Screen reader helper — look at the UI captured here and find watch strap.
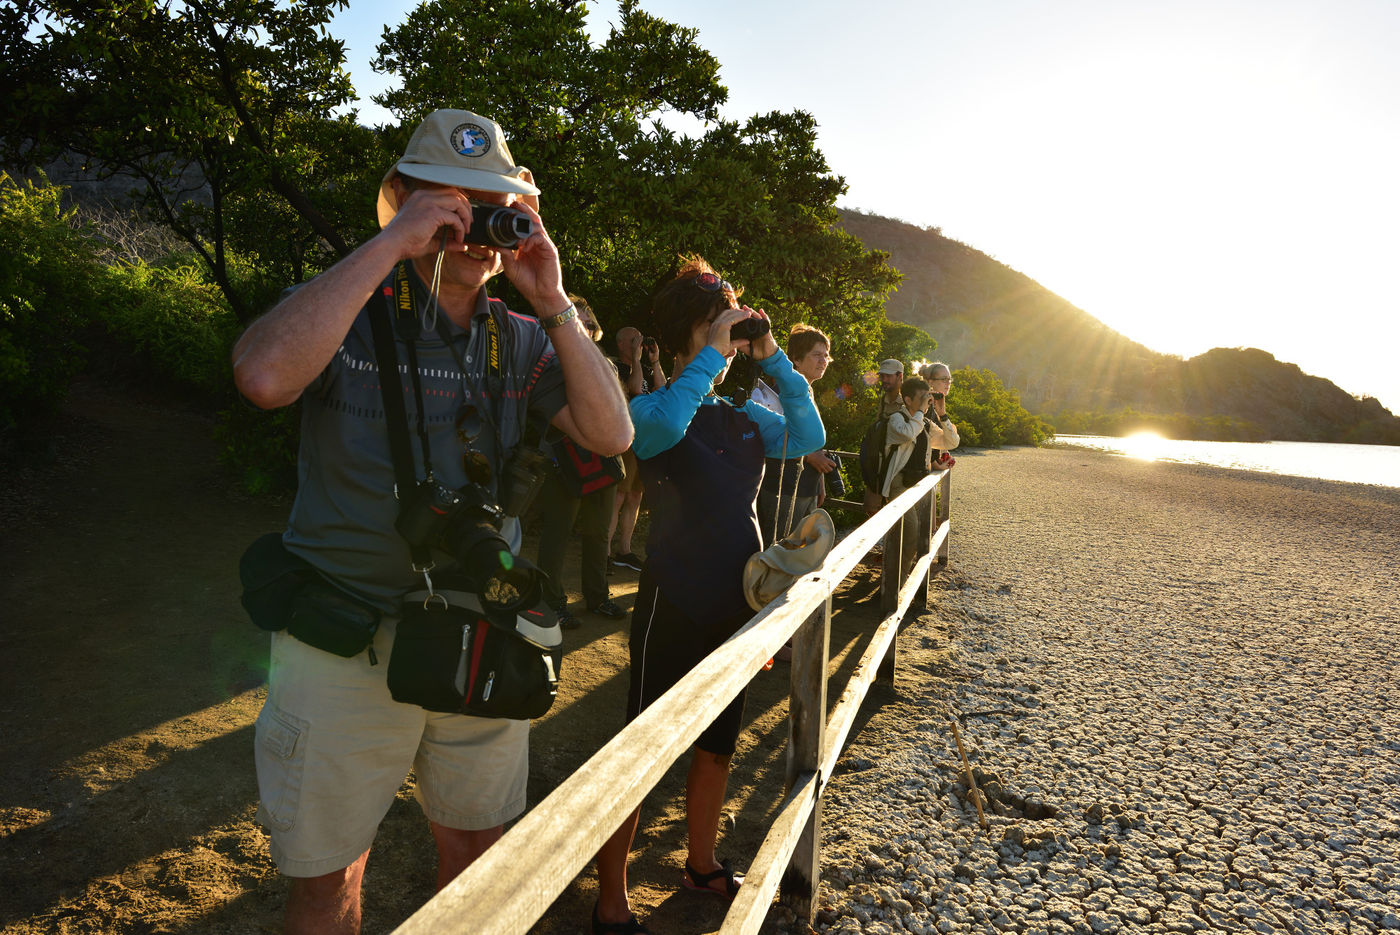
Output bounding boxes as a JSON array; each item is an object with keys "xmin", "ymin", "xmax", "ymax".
[{"xmin": 540, "ymin": 303, "xmax": 578, "ymax": 330}]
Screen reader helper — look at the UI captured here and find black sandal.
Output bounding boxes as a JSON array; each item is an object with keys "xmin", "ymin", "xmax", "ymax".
[
  {"xmin": 682, "ymin": 858, "xmax": 743, "ymax": 900},
  {"xmin": 591, "ymin": 901, "xmax": 651, "ymax": 935}
]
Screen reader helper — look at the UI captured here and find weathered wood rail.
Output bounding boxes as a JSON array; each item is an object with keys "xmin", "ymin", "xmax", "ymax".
[{"xmin": 394, "ymin": 466, "xmax": 952, "ymax": 934}]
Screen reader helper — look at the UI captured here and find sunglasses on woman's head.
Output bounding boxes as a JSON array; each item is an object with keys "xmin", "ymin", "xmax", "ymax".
[{"xmin": 693, "ymin": 272, "xmax": 733, "ymax": 294}]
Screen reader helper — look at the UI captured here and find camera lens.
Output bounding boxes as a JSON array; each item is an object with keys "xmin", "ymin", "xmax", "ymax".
[{"xmin": 466, "ymin": 204, "xmax": 535, "ymax": 249}]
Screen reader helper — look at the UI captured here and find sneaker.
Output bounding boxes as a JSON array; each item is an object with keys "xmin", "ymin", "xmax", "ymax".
[
  {"xmin": 552, "ymin": 605, "xmax": 581, "ymax": 630},
  {"xmin": 588, "ymin": 599, "xmax": 626, "ymax": 619},
  {"xmin": 611, "ymin": 551, "xmax": 643, "ymax": 572}
]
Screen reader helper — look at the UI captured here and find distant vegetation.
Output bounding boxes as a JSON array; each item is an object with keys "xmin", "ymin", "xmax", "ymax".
[{"xmin": 838, "ymin": 210, "xmax": 1400, "ymax": 445}]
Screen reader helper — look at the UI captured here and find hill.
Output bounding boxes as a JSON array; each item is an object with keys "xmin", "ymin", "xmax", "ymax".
[{"xmin": 838, "ymin": 209, "xmax": 1400, "ymax": 444}]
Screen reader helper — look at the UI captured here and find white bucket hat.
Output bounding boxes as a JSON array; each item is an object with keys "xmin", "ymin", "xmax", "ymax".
[
  {"xmin": 743, "ymin": 509, "xmax": 836, "ymax": 612},
  {"xmin": 376, "ymin": 109, "xmax": 541, "ymax": 228}
]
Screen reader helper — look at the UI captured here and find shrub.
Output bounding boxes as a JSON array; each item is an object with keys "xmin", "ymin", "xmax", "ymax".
[
  {"xmin": 0, "ymin": 173, "xmax": 105, "ymax": 450},
  {"xmin": 947, "ymin": 367, "xmax": 1049, "ymax": 447},
  {"xmin": 1, "ymin": 173, "xmax": 274, "ymax": 483},
  {"xmin": 95, "ymin": 259, "xmax": 242, "ymax": 401}
]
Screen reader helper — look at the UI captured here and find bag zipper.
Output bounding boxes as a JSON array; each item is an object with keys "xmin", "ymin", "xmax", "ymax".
[{"xmin": 454, "ymin": 622, "xmax": 471, "ymax": 696}]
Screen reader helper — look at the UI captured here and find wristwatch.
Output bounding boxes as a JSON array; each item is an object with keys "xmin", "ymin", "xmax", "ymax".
[{"xmin": 539, "ymin": 303, "xmax": 578, "ymax": 330}]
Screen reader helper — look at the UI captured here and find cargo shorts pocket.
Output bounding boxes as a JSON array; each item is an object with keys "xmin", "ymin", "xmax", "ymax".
[{"xmin": 254, "ymin": 706, "xmax": 309, "ymax": 834}]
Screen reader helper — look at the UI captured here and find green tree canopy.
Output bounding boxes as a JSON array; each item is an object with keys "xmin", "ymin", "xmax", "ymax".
[
  {"xmin": 370, "ymin": 0, "xmax": 899, "ymax": 367},
  {"xmin": 6, "ymin": 0, "xmax": 383, "ymax": 321},
  {"xmin": 8, "ymin": 0, "xmax": 902, "ymax": 365}
]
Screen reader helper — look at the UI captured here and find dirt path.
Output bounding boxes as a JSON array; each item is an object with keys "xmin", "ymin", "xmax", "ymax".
[{"xmin": 0, "ymin": 382, "xmax": 920, "ymax": 935}]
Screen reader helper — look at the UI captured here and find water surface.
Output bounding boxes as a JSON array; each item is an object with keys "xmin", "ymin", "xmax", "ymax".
[{"xmin": 1051, "ymin": 434, "xmax": 1399, "ymax": 489}]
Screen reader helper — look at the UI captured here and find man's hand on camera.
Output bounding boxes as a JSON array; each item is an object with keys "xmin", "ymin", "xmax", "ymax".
[
  {"xmin": 383, "ymin": 186, "xmax": 476, "ymax": 262},
  {"xmin": 804, "ymin": 451, "xmax": 838, "ymax": 474},
  {"xmin": 496, "ymin": 201, "xmax": 568, "ymax": 316}
]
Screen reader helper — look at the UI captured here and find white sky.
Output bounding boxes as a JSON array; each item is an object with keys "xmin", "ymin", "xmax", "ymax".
[{"xmin": 338, "ymin": 1, "xmax": 1400, "ymax": 412}]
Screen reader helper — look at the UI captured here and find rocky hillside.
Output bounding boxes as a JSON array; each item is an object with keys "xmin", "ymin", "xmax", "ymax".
[{"xmin": 839, "ymin": 209, "xmax": 1400, "ymax": 443}]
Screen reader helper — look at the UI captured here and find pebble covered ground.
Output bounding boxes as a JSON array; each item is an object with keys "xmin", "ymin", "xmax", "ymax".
[{"xmin": 812, "ymin": 447, "xmax": 1400, "ymax": 935}]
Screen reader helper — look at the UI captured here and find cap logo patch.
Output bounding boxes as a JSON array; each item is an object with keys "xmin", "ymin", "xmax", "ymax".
[{"xmin": 450, "ymin": 123, "xmax": 492, "ymax": 158}]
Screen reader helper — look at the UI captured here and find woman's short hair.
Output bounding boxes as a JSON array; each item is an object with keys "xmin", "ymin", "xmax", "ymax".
[
  {"xmin": 901, "ymin": 377, "xmax": 930, "ymax": 399},
  {"xmin": 786, "ymin": 323, "xmax": 830, "ymax": 361},
  {"xmin": 650, "ymin": 255, "xmax": 743, "ymax": 359}
]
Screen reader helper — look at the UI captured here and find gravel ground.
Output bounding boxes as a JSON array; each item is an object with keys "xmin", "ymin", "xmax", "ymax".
[{"xmin": 814, "ymin": 447, "xmax": 1400, "ymax": 935}]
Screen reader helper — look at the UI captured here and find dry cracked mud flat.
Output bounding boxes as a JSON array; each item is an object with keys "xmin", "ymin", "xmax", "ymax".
[{"xmin": 814, "ymin": 448, "xmax": 1399, "ymax": 935}]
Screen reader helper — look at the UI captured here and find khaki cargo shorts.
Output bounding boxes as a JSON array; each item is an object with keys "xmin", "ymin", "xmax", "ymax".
[{"xmin": 254, "ymin": 620, "xmax": 528, "ymax": 877}]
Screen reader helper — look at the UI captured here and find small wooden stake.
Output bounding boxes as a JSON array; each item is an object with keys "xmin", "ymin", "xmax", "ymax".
[{"xmin": 951, "ymin": 718, "xmax": 988, "ymax": 830}]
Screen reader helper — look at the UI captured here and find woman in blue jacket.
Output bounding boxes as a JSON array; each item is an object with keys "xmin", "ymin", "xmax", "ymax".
[{"xmin": 591, "ymin": 257, "xmax": 825, "ymax": 934}]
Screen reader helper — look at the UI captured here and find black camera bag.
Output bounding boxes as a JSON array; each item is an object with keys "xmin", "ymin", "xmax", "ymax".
[
  {"xmin": 388, "ymin": 590, "xmax": 562, "ymax": 720},
  {"xmin": 239, "ymin": 532, "xmax": 314, "ymax": 632},
  {"xmin": 238, "ymin": 532, "xmax": 381, "ymax": 658}
]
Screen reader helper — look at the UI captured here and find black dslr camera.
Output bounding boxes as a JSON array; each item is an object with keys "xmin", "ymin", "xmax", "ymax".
[
  {"xmin": 465, "ymin": 203, "xmax": 536, "ymax": 250},
  {"xmin": 395, "ymin": 478, "xmax": 544, "ymax": 617},
  {"xmin": 730, "ymin": 316, "xmax": 770, "ymax": 341}
]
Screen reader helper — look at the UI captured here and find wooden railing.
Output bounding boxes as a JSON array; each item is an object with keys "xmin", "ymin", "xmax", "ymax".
[{"xmin": 394, "ymin": 466, "xmax": 952, "ymax": 934}]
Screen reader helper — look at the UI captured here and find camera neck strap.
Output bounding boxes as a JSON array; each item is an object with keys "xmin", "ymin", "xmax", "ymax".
[
  {"xmin": 393, "ymin": 265, "xmax": 439, "ymax": 480},
  {"xmin": 369, "ymin": 274, "xmax": 437, "ymax": 578}
]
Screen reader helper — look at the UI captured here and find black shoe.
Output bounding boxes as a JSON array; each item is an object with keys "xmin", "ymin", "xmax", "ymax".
[
  {"xmin": 610, "ymin": 551, "xmax": 643, "ymax": 572},
  {"xmin": 589, "ymin": 599, "xmax": 626, "ymax": 619},
  {"xmin": 552, "ymin": 605, "xmax": 581, "ymax": 630}
]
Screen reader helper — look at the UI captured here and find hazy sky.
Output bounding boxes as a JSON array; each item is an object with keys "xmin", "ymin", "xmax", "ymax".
[{"xmin": 339, "ymin": 1, "xmax": 1400, "ymax": 412}]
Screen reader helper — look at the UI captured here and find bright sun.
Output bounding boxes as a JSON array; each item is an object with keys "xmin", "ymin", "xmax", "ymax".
[{"xmin": 1120, "ymin": 430, "xmax": 1169, "ymax": 462}]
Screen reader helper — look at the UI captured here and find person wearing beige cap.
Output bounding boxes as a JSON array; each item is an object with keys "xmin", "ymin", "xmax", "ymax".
[
  {"xmin": 876, "ymin": 358, "xmax": 905, "ymax": 418},
  {"xmin": 232, "ymin": 108, "xmax": 630, "ymax": 934}
]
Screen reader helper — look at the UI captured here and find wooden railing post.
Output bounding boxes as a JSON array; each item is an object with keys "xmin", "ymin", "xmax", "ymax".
[
  {"xmin": 780, "ymin": 598, "xmax": 830, "ymax": 920},
  {"xmin": 936, "ymin": 471, "xmax": 952, "ymax": 567},
  {"xmin": 922, "ymin": 475, "xmax": 938, "ymax": 607},
  {"xmin": 877, "ymin": 513, "xmax": 902, "ymax": 685}
]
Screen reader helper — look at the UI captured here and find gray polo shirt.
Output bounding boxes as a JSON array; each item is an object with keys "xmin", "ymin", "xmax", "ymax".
[{"xmin": 282, "ymin": 271, "xmax": 567, "ymax": 612}]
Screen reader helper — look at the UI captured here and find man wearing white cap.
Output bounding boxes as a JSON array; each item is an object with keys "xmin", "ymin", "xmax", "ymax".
[
  {"xmin": 233, "ymin": 109, "xmax": 630, "ymax": 933},
  {"xmin": 875, "ymin": 358, "xmax": 905, "ymax": 418}
]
